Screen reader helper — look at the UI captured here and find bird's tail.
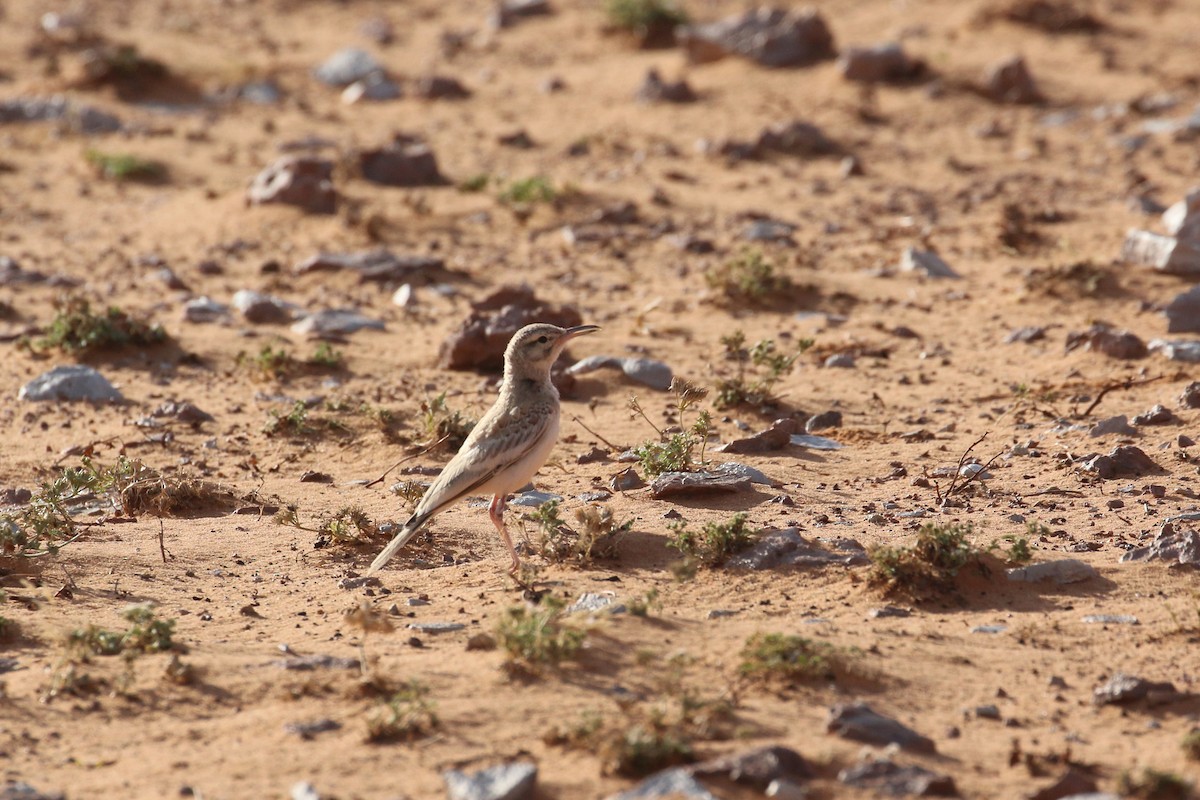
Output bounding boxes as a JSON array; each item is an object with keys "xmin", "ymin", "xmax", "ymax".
[{"xmin": 365, "ymin": 511, "xmax": 430, "ymax": 577}]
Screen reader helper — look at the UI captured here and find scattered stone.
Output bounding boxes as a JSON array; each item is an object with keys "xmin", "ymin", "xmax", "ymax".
[
  {"xmin": 900, "ymin": 247, "xmax": 961, "ymax": 278},
  {"xmin": 790, "ymin": 434, "xmax": 843, "ymax": 450},
  {"xmin": 295, "ymin": 250, "xmax": 446, "ymax": 283},
  {"xmin": 1120, "ymin": 523, "xmax": 1200, "ymax": 566},
  {"xmin": 1121, "ymin": 230, "xmax": 1200, "ymax": 276},
  {"xmin": 444, "ymin": 761, "xmax": 537, "ymax": 800},
  {"xmin": 691, "ymin": 746, "xmax": 812, "ymax": 790},
  {"xmin": 151, "ymin": 401, "xmax": 214, "ymax": 424},
  {"xmin": 1082, "ymin": 614, "xmax": 1138, "ymax": 625},
  {"xmin": 489, "ymin": 0, "xmax": 553, "ymax": 30},
  {"xmin": 1005, "ymin": 326, "xmax": 1048, "ymax": 344},
  {"xmin": 509, "ymin": 490, "xmax": 563, "ymax": 507},
  {"xmin": 566, "ymin": 355, "xmax": 673, "ymax": 390},
  {"xmin": 407, "ymin": 621, "xmax": 466, "ymax": 634},
  {"xmin": 714, "ymin": 462, "xmax": 781, "ymax": 487},
  {"xmin": 607, "ymin": 768, "xmax": 719, "ymax": 800},
  {"xmin": 314, "ymin": 48, "xmax": 385, "ymax": 87},
  {"xmin": 679, "ymin": 7, "xmax": 836, "ymax": 68},
  {"xmin": 1088, "ymin": 415, "xmax": 1137, "ymax": 437},
  {"xmin": 1092, "ymin": 673, "xmax": 1181, "ymax": 706},
  {"xmin": 826, "ymin": 703, "xmax": 936, "ymax": 753},
  {"xmin": 497, "ymin": 129, "xmax": 535, "ymax": 149},
  {"xmin": 974, "ymin": 704, "xmax": 1001, "ymax": 720},
  {"xmin": 649, "ymin": 470, "xmax": 753, "ymax": 499},
  {"xmin": 742, "ymin": 219, "xmax": 796, "ymax": 243},
  {"xmin": 1027, "ymin": 768, "xmax": 1099, "ymax": 800},
  {"xmin": 1080, "ymin": 445, "xmax": 1160, "ymax": 479},
  {"xmin": 1164, "ymin": 286, "xmax": 1200, "ymax": 333},
  {"xmin": 337, "ymin": 576, "xmax": 381, "ymax": 590},
  {"xmin": 839, "ymin": 42, "xmax": 923, "ymax": 83},
  {"xmin": 232, "ymin": 290, "xmax": 301, "ymax": 324},
  {"xmin": 0, "ymin": 96, "xmax": 122, "ymax": 134},
  {"xmin": 716, "ymin": 418, "xmax": 796, "ymax": 453},
  {"xmin": 1182, "ymin": 382, "xmax": 1200, "ymax": 408},
  {"xmin": 755, "ymin": 119, "xmax": 838, "ymax": 157},
  {"xmin": 292, "ymin": 309, "xmax": 385, "ymax": 337},
  {"xmin": 183, "ymin": 296, "xmax": 229, "ymax": 323},
  {"xmin": 983, "ymin": 55, "xmax": 1042, "ymax": 104},
  {"xmin": 869, "ymin": 606, "xmax": 911, "ymax": 619},
  {"xmin": 291, "ymin": 782, "xmax": 320, "ymax": 800},
  {"xmin": 415, "ymin": 75, "xmax": 471, "ymax": 100},
  {"xmin": 0, "ymin": 488, "xmax": 32, "ymax": 505},
  {"xmin": 467, "ymin": 633, "xmax": 496, "ymax": 651},
  {"xmin": 438, "ymin": 286, "xmax": 582, "ymax": 371},
  {"xmin": 635, "ymin": 69, "xmax": 697, "ymax": 103},
  {"xmin": 1148, "ymin": 339, "xmax": 1200, "ymax": 362},
  {"xmin": 0, "ymin": 783, "xmax": 66, "ymax": 800},
  {"xmin": 0, "ymin": 257, "xmax": 49, "ymax": 286},
  {"xmin": 805, "ymin": 410, "xmax": 842, "ymax": 433},
  {"xmin": 1006, "ymin": 559, "xmax": 1098, "ymax": 585},
  {"xmin": 567, "ymin": 593, "xmax": 623, "ymax": 615},
  {"xmin": 972, "ymin": 625, "xmax": 1007, "ymax": 634},
  {"xmin": 359, "ymin": 137, "xmax": 444, "ymax": 186},
  {"xmin": 838, "ymin": 759, "xmax": 956, "ymax": 796},
  {"xmin": 1131, "ymin": 404, "xmax": 1174, "ymax": 425},
  {"xmin": 246, "ymin": 155, "xmax": 336, "ymax": 214},
  {"xmin": 341, "ymin": 72, "xmax": 402, "ymax": 103},
  {"xmin": 609, "ymin": 467, "xmax": 645, "ymax": 492},
  {"xmin": 1065, "ymin": 324, "xmax": 1147, "ymax": 359},
  {"xmin": 20, "ymin": 365, "xmax": 123, "ymax": 403},
  {"xmin": 725, "ymin": 528, "xmax": 869, "ymax": 570},
  {"xmin": 284, "ymin": 718, "xmax": 341, "ymax": 739},
  {"xmin": 272, "ymin": 654, "xmax": 360, "ymax": 670}
]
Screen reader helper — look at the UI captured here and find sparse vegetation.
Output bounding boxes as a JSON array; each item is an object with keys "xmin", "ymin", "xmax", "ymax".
[
  {"xmin": 630, "ymin": 379, "xmax": 712, "ymax": 476},
  {"xmin": 457, "ymin": 173, "xmax": 491, "ymax": 192},
  {"xmin": 628, "ymin": 588, "xmax": 661, "ymax": 617},
  {"xmin": 667, "ymin": 512, "xmax": 755, "ymax": 567},
  {"xmin": 705, "ymin": 249, "xmax": 792, "ymax": 306},
  {"xmin": 420, "ymin": 392, "xmax": 475, "ymax": 450},
  {"xmin": 604, "ymin": 0, "xmax": 688, "ymax": 46},
  {"xmin": 36, "ymin": 297, "xmax": 165, "ymax": 354},
  {"xmin": 499, "ymin": 176, "xmax": 557, "ymax": 205},
  {"xmin": 739, "ymin": 632, "xmax": 838, "ymax": 684},
  {"xmin": 527, "ymin": 501, "xmax": 633, "ymax": 564},
  {"xmin": 496, "ymin": 596, "xmax": 586, "ymax": 674},
  {"xmin": 276, "ymin": 505, "xmax": 383, "ymax": 547},
  {"xmin": 239, "ymin": 344, "xmax": 297, "ymax": 382},
  {"xmin": 1183, "ymin": 731, "xmax": 1200, "ymax": 762},
  {"xmin": 85, "ymin": 148, "xmax": 167, "ymax": 182},
  {"xmin": 46, "ymin": 604, "xmax": 177, "ymax": 700},
  {"xmin": 308, "ymin": 342, "xmax": 343, "ymax": 369},
  {"xmin": 713, "ymin": 330, "xmax": 809, "ymax": 410},
  {"xmin": 1000, "ymin": 533, "xmax": 1033, "ymax": 563},
  {"xmin": 1117, "ymin": 768, "xmax": 1194, "ymax": 800},
  {"xmin": 366, "ymin": 680, "xmax": 439, "ymax": 743},
  {"xmin": 263, "ymin": 400, "xmax": 310, "ymax": 436},
  {"xmin": 870, "ymin": 522, "xmax": 987, "ymax": 597}
]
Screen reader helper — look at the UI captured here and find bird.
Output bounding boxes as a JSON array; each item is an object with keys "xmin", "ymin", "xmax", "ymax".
[{"xmin": 367, "ymin": 322, "xmax": 600, "ymax": 579}]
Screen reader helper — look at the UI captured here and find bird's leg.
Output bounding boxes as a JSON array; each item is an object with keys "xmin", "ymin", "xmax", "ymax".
[{"xmin": 488, "ymin": 494, "xmax": 521, "ymax": 577}]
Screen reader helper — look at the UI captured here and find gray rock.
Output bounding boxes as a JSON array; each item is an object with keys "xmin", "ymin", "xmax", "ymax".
[
  {"xmin": 272, "ymin": 654, "xmax": 360, "ymax": 670},
  {"xmin": 900, "ymin": 247, "xmax": 960, "ymax": 278},
  {"xmin": 755, "ymin": 119, "xmax": 838, "ymax": 156},
  {"xmin": 1067, "ymin": 325, "xmax": 1147, "ymax": 359},
  {"xmin": 984, "ymin": 55, "xmax": 1042, "ymax": 104},
  {"xmin": 609, "ymin": 467, "xmax": 645, "ymax": 492},
  {"xmin": 1148, "ymin": 339, "xmax": 1200, "ymax": 362},
  {"xmin": 635, "ymin": 69, "xmax": 697, "ymax": 104},
  {"xmin": 295, "ymin": 250, "xmax": 446, "ymax": 282},
  {"xmin": 838, "ymin": 759, "xmax": 956, "ymax": 796},
  {"xmin": 1088, "ymin": 415, "xmax": 1137, "ymax": 437},
  {"xmin": 152, "ymin": 401, "xmax": 214, "ymax": 424},
  {"xmin": 715, "ymin": 418, "xmax": 796, "ymax": 453},
  {"xmin": 1182, "ymin": 381, "xmax": 1200, "ymax": 408},
  {"xmin": 232, "ymin": 290, "xmax": 301, "ymax": 324},
  {"xmin": 284, "ymin": 718, "xmax": 341, "ymax": 738},
  {"xmin": 341, "ymin": 72, "xmax": 402, "ymax": 103},
  {"xmin": 0, "ymin": 95, "xmax": 122, "ymax": 133},
  {"xmin": 678, "ymin": 7, "xmax": 836, "ymax": 68},
  {"xmin": 839, "ymin": 42, "xmax": 921, "ymax": 83},
  {"xmin": 1120, "ymin": 523, "xmax": 1200, "ymax": 566},
  {"xmin": 291, "ymin": 783, "xmax": 320, "ymax": 800},
  {"xmin": 869, "ymin": 606, "xmax": 911, "ymax": 619},
  {"xmin": 805, "ymin": 410, "xmax": 842, "ymax": 433},
  {"xmin": 725, "ymin": 528, "xmax": 869, "ymax": 570},
  {"xmin": 488, "ymin": 0, "xmax": 554, "ymax": 30},
  {"xmin": 407, "ymin": 621, "xmax": 466, "ymax": 633},
  {"xmin": 974, "ymin": 704, "xmax": 1001, "ymax": 719},
  {"xmin": 237, "ymin": 80, "xmax": 283, "ymax": 105},
  {"xmin": 246, "ymin": 155, "xmax": 336, "ymax": 214},
  {"xmin": 1027, "ymin": 768, "xmax": 1099, "ymax": 800},
  {"xmin": 1006, "ymin": 559, "xmax": 1098, "ymax": 585},
  {"xmin": 1092, "ymin": 673, "xmax": 1180, "ymax": 705},
  {"xmin": 790, "ymin": 433, "xmax": 844, "ymax": 450},
  {"xmin": 742, "ymin": 219, "xmax": 796, "ymax": 242},
  {"xmin": 359, "ymin": 139, "xmax": 444, "ymax": 187},
  {"xmin": 566, "ymin": 355, "xmax": 673, "ymax": 390},
  {"xmin": 1164, "ymin": 286, "xmax": 1200, "ymax": 333},
  {"xmin": 20, "ymin": 365, "xmax": 123, "ymax": 403},
  {"xmin": 1005, "ymin": 326, "xmax": 1048, "ymax": 344},
  {"xmin": 1162, "ymin": 187, "xmax": 1200, "ymax": 241},
  {"xmin": 183, "ymin": 296, "xmax": 230, "ymax": 323},
  {"xmin": 1081, "ymin": 614, "xmax": 1138, "ymax": 625},
  {"xmin": 567, "ymin": 593, "xmax": 623, "ymax": 615},
  {"xmin": 607, "ymin": 768, "xmax": 718, "ymax": 800},
  {"xmin": 291, "ymin": 309, "xmax": 385, "ymax": 337},
  {"xmin": 444, "ymin": 762, "xmax": 537, "ymax": 800},
  {"xmin": 415, "ymin": 74, "xmax": 471, "ymax": 100},
  {"xmin": 824, "ymin": 353, "xmax": 856, "ymax": 368},
  {"xmin": 649, "ymin": 470, "xmax": 752, "ymax": 498},
  {"xmin": 0, "ymin": 783, "xmax": 66, "ymax": 800},
  {"xmin": 826, "ymin": 703, "xmax": 936, "ymax": 753},
  {"xmin": 691, "ymin": 745, "xmax": 812, "ymax": 789},
  {"xmin": 314, "ymin": 48, "xmax": 385, "ymax": 87},
  {"xmin": 1131, "ymin": 404, "xmax": 1175, "ymax": 425},
  {"xmin": 971, "ymin": 625, "xmax": 1007, "ymax": 634},
  {"xmin": 1122, "ymin": 230, "xmax": 1200, "ymax": 275},
  {"xmin": 714, "ymin": 461, "xmax": 781, "ymax": 487},
  {"xmin": 509, "ymin": 490, "xmax": 563, "ymax": 507},
  {"xmin": 1080, "ymin": 445, "xmax": 1160, "ymax": 479}
]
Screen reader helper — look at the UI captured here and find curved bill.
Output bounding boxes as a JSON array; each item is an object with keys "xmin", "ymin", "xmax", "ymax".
[{"xmin": 562, "ymin": 324, "xmax": 600, "ymax": 340}]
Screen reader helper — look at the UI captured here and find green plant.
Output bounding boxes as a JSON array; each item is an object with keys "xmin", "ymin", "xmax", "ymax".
[
  {"xmin": 239, "ymin": 344, "xmax": 297, "ymax": 381},
  {"xmin": 496, "ymin": 596, "xmax": 586, "ymax": 674},
  {"xmin": 527, "ymin": 502, "xmax": 634, "ymax": 564},
  {"xmin": 713, "ymin": 331, "xmax": 809, "ymax": 410},
  {"xmin": 66, "ymin": 604, "xmax": 175, "ymax": 658},
  {"xmin": 1183, "ymin": 731, "xmax": 1200, "ymax": 761},
  {"xmin": 276, "ymin": 505, "xmax": 382, "ymax": 547},
  {"xmin": 1117, "ymin": 768, "xmax": 1193, "ymax": 800},
  {"xmin": 705, "ymin": 250, "xmax": 791, "ymax": 305},
  {"xmin": 667, "ymin": 513, "xmax": 755, "ymax": 567},
  {"xmin": 604, "ymin": 0, "xmax": 688, "ymax": 38},
  {"xmin": 366, "ymin": 680, "xmax": 439, "ymax": 743},
  {"xmin": 499, "ymin": 176, "xmax": 556, "ymax": 205},
  {"xmin": 738, "ymin": 633, "xmax": 840, "ymax": 683},
  {"xmin": 420, "ymin": 392, "xmax": 475, "ymax": 450},
  {"xmin": 628, "ymin": 588, "xmax": 661, "ymax": 617},
  {"xmin": 263, "ymin": 401, "xmax": 310, "ymax": 436},
  {"xmin": 308, "ymin": 342, "xmax": 343, "ymax": 369},
  {"xmin": 85, "ymin": 148, "xmax": 166, "ymax": 182},
  {"xmin": 630, "ymin": 379, "xmax": 712, "ymax": 477},
  {"xmin": 1001, "ymin": 533, "xmax": 1033, "ymax": 563},
  {"xmin": 36, "ymin": 297, "xmax": 165, "ymax": 353},
  {"xmin": 458, "ymin": 173, "xmax": 490, "ymax": 192},
  {"xmin": 869, "ymin": 522, "xmax": 982, "ymax": 596}
]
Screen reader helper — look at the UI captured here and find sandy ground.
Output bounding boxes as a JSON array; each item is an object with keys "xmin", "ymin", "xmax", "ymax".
[{"xmin": 2, "ymin": 0, "xmax": 1200, "ymax": 797}]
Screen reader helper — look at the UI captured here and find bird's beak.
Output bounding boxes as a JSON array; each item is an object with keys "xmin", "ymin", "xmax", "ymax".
[{"xmin": 562, "ymin": 324, "xmax": 600, "ymax": 341}]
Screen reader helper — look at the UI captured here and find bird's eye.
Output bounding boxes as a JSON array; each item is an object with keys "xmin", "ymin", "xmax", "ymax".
[{"xmin": 536, "ymin": 335, "xmax": 548, "ymax": 344}]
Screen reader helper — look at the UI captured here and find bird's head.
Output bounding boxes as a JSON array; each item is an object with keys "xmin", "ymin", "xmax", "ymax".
[{"xmin": 504, "ymin": 323, "xmax": 600, "ymax": 381}]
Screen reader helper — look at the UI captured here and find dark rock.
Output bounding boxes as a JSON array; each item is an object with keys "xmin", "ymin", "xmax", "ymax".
[
  {"xmin": 299, "ymin": 471, "xmax": 334, "ymax": 484},
  {"xmin": 0, "ymin": 96, "xmax": 122, "ymax": 134},
  {"xmin": 314, "ymin": 48, "xmax": 385, "ymax": 87},
  {"xmin": 606, "ymin": 769, "xmax": 716, "ymax": 800},
  {"xmin": 869, "ymin": 606, "xmax": 911, "ymax": 619},
  {"xmin": 576, "ymin": 447, "xmax": 608, "ymax": 464},
  {"xmin": 497, "ymin": 129, "xmax": 535, "ymax": 149},
  {"xmin": 1088, "ymin": 415, "xmax": 1137, "ymax": 438},
  {"xmin": 295, "ymin": 250, "xmax": 446, "ymax": 283},
  {"xmin": 974, "ymin": 704, "xmax": 1001, "ymax": 719},
  {"xmin": 1080, "ymin": 445, "xmax": 1160, "ymax": 479},
  {"xmin": 755, "ymin": 119, "xmax": 838, "ymax": 156},
  {"xmin": 19, "ymin": 365, "xmax": 123, "ymax": 403},
  {"xmin": 1120, "ymin": 523, "xmax": 1200, "ymax": 566},
  {"xmin": 1027, "ymin": 768, "xmax": 1098, "ymax": 800},
  {"xmin": 566, "ymin": 355, "xmax": 673, "ymax": 390},
  {"xmin": 983, "ymin": 55, "xmax": 1042, "ymax": 104},
  {"xmin": 284, "ymin": 718, "xmax": 341, "ymax": 738},
  {"xmin": 1131, "ymin": 404, "xmax": 1174, "ymax": 426},
  {"xmin": 359, "ymin": 138, "xmax": 444, "ymax": 187},
  {"xmin": 1164, "ymin": 286, "xmax": 1200, "ymax": 333},
  {"xmin": 1065, "ymin": 324, "xmax": 1147, "ymax": 359},
  {"xmin": 0, "ymin": 488, "xmax": 33, "ymax": 505},
  {"xmin": 1182, "ymin": 381, "xmax": 1200, "ymax": 408},
  {"xmin": 438, "ymin": 286, "xmax": 582, "ymax": 371},
  {"xmin": 609, "ymin": 467, "xmax": 646, "ymax": 492},
  {"xmin": 246, "ymin": 156, "xmax": 336, "ymax": 214},
  {"xmin": 715, "ymin": 418, "xmax": 796, "ymax": 453},
  {"xmin": 1092, "ymin": 673, "xmax": 1181, "ymax": 706},
  {"xmin": 232, "ymin": 290, "xmax": 300, "ymax": 324},
  {"xmin": 272, "ymin": 654, "xmax": 360, "ymax": 670},
  {"xmin": 679, "ymin": 7, "xmax": 836, "ymax": 68},
  {"xmin": 443, "ymin": 761, "xmax": 537, "ymax": 800},
  {"xmin": 0, "ymin": 257, "xmax": 50, "ymax": 285},
  {"xmin": 0, "ymin": 782, "xmax": 66, "ymax": 800},
  {"xmin": 649, "ymin": 470, "xmax": 753, "ymax": 499},
  {"xmin": 342, "ymin": 72, "xmax": 402, "ymax": 103},
  {"xmin": 826, "ymin": 703, "xmax": 936, "ymax": 753},
  {"xmin": 691, "ymin": 745, "xmax": 812, "ymax": 789},
  {"xmin": 742, "ymin": 219, "xmax": 796, "ymax": 242},
  {"xmin": 151, "ymin": 401, "xmax": 214, "ymax": 424},
  {"xmin": 839, "ymin": 42, "xmax": 923, "ymax": 83},
  {"xmin": 1005, "ymin": 326, "xmax": 1048, "ymax": 344},
  {"xmin": 900, "ymin": 247, "xmax": 960, "ymax": 278},
  {"xmin": 992, "ymin": 0, "xmax": 1105, "ymax": 33},
  {"xmin": 488, "ymin": 0, "xmax": 553, "ymax": 29},
  {"xmin": 805, "ymin": 410, "xmax": 842, "ymax": 433},
  {"xmin": 415, "ymin": 75, "xmax": 471, "ymax": 100},
  {"xmin": 725, "ymin": 528, "xmax": 869, "ymax": 570},
  {"xmin": 1122, "ymin": 230, "xmax": 1200, "ymax": 276},
  {"xmin": 635, "ymin": 69, "xmax": 697, "ymax": 103},
  {"xmin": 837, "ymin": 759, "xmax": 956, "ymax": 796}
]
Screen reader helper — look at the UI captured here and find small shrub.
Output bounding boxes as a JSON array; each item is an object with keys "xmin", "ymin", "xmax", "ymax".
[
  {"xmin": 667, "ymin": 513, "xmax": 755, "ymax": 567},
  {"xmin": 37, "ymin": 297, "xmax": 165, "ymax": 353},
  {"xmin": 1117, "ymin": 768, "xmax": 1193, "ymax": 800},
  {"xmin": 705, "ymin": 250, "xmax": 791, "ymax": 306},
  {"xmin": 630, "ymin": 379, "xmax": 711, "ymax": 477},
  {"xmin": 628, "ymin": 589, "xmax": 661, "ymax": 617},
  {"xmin": 496, "ymin": 596, "xmax": 585, "ymax": 674},
  {"xmin": 239, "ymin": 344, "xmax": 297, "ymax": 382},
  {"xmin": 713, "ymin": 331, "xmax": 809, "ymax": 410},
  {"xmin": 420, "ymin": 392, "xmax": 476, "ymax": 450},
  {"xmin": 366, "ymin": 680, "xmax": 439, "ymax": 743},
  {"xmin": 1000, "ymin": 534, "xmax": 1033, "ymax": 563},
  {"xmin": 1183, "ymin": 730, "xmax": 1200, "ymax": 761},
  {"xmin": 308, "ymin": 342, "xmax": 343, "ymax": 369},
  {"xmin": 604, "ymin": 0, "xmax": 688, "ymax": 46},
  {"xmin": 263, "ymin": 401, "xmax": 310, "ymax": 437},
  {"xmin": 870, "ymin": 522, "xmax": 982, "ymax": 596},
  {"xmin": 277, "ymin": 506, "xmax": 383, "ymax": 548},
  {"xmin": 85, "ymin": 149, "xmax": 166, "ymax": 182},
  {"xmin": 499, "ymin": 176, "xmax": 556, "ymax": 205},
  {"xmin": 66, "ymin": 604, "xmax": 175, "ymax": 658},
  {"xmin": 458, "ymin": 173, "xmax": 490, "ymax": 192},
  {"xmin": 739, "ymin": 633, "xmax": 838, "ymax": 684}
]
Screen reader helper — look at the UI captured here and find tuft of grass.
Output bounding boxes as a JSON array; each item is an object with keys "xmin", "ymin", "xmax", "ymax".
[
  {"xmin": 705, "ymin": 249, "xmax": 791, "ymax": 306},
  {"xmin": 1183, "ymin": 731, "xmax": 1200, "ymax": 762},
  {"xmin": 713, "ymin": 330, "xmax": 809, "ymax": 410},
  {"xmin": 1117, "ymin": 768, "xmax": 1194, "ymax": 800},
  {"xmin": 420, "ymin": 392, "xmax": 475, "ymax": 451},
  {"xmin": 85, "ymin": 148, "xmax": 167, "ymax": 182},
  {"xmin": 869, "ymin": 522, "xmax": 983, "ymax": 597},
  {"xmin": 239, "ymin": 344, "xmax": 297, "ymax": 382},
  {"xmin": 66, "ymin": 604, "xmax": 176, "ymax": 659},
  {"xmin": 667, "ymin": 512, "xmax": 755, "ymax": 567},
  {"xmin": 630, "ymin": 379, "xmax": 712, "ymax": 477},
  {"xmin": 499, "ymin": 176, "xmax": 556, "ymax": 205},
  {"xmin": 738, "ymin": 632, "xmax": 840, "ymax": 684},
  {"xmin": 527, "ymin": 501, "xmax": 633, "ymax": 564},
  {"xmin": 496, "ymin": 596, "xmax": 586, "ymax": 675},
  {"xmin": 37, "ymin": 297, "xmax": 165, "ymax": 354},
  {"xmin": 604, "ymin": 0, "xmax": 688, "ymax": 46},
  {"xmin": 263, "ymin": 401, "xmax": 310, "ymax": 437},
  {"xmin": 457, "ymin": 173, "xmax": 491, "ymax": 193},
  {"xmin": 628, "ymin": 588, "xmax": 661, "ymax": 617},
  {"xmin": 308, "ymin": 342, "xmax": 343, "ymax": 369},
  {"xmin": 276, "ymin": 505, "xmax": 382, "ymax": 548},
  {"xmin": 366, "ymin": 680, "xmax": 439, "ymax": 743},
  {"xmin": 998, "ymin": 533, "xmax": 1033, "ymax": 563}
]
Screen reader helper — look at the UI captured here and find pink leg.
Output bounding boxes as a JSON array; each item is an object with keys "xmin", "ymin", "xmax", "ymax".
[{"xmin": 488, "ymin": 494, "xmax": 521, "ymax": 576}]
